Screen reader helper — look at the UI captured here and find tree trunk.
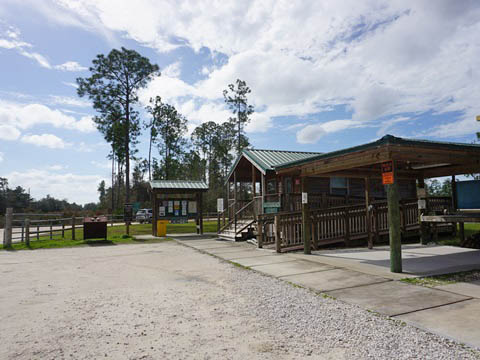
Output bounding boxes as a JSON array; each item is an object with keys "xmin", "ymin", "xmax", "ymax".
[
  {"xmin": 148, "ymin": 129, "xmax": 153, "ymax": 182},
  {"xmin": 125, "ymin": 92, "xmax": 130, "ymax": 236}
]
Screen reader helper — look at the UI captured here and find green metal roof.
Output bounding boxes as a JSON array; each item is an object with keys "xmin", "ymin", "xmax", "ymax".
[
  {"xmin": 150, "ymin": 180, "xmax": 208, "ymax": 190},
  {"xmin": 275, "ymin": 134, "xmax": 480, "ymax": 170},
  {"xmin": 227, "ymin": 149, "xmax": 321, "ymax": 180}
]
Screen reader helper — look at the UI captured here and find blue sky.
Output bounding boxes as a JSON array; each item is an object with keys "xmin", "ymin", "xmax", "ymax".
[{"xmin": 0, "ymin": 1, "xmax": 479, "ymax": 204}]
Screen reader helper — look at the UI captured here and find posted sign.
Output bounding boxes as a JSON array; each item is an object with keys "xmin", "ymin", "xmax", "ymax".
[
  {"xmin": 217, "ymin": 198, "xmax": 224, "ymax": 213},
  {"xmin": 381, "ymin": 161, "xmax": 394, "ymax": 185}
]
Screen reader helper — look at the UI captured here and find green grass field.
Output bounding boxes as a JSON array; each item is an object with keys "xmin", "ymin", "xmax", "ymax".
[{"xmin": 3, "ymin": 221, "xmax": 218, "ymax": 251}]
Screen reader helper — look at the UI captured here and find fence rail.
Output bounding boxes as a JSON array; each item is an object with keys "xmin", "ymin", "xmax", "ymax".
[{"xmin": 258, "ymin": 196, "xmax": 453, "ymax": 252}]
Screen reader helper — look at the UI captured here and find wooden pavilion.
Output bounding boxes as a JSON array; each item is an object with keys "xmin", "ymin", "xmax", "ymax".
[{"xmin": 219, "ymin": 135, "xmax": 480, "ymax": 273}]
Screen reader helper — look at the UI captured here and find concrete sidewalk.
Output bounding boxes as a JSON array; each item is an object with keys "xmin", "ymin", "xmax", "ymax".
[{"xmin": 175, "ymin": 236, "xmax": 480, "ymax": 350}]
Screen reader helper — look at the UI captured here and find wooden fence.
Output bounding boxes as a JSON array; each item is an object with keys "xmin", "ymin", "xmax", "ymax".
[{"xmin": 258, "ymin": 197, "xmax": 452, "ymax": 252}]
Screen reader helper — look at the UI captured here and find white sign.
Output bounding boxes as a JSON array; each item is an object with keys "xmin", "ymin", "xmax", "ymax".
[
  {"xmin": 159, "ymin": 206, "xmax": 166, "ymax": 217},
  {"xmin": 182, "ymin": 200, "xmax": 187, "ymax": 216},
  {"xmin": 302, "ymin": 192, "xmax": 308, "ymax": 204},
  {"xmin": 418, "ymin": 199, "xmax": 427, "ymax": 210},
  {"xmin": 188, "ymin": 201, "xmax": 197, "ymax": 213},
  {"xmin": 217, "ymin": 198, "xmax": 224, "ymax": 213}
]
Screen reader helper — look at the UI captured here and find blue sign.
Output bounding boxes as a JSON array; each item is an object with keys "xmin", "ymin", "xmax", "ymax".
[{"xmin": 456, "ymin": 180, "xmax": 480, "ymax": 209}]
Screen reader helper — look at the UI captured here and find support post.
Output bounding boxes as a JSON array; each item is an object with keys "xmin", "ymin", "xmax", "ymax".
[
  {"xmin": 25, "ymin": 218, "xmax": 30, "ymax": 246},
  {"xmin": 234, "ymin": 170, "xmax": 237, "ymax": 234},
  {"xmin": 152, "ymin": 190, "xmax": 157, "ymax": 236},
  {"xmin": 71, "ymin": 215, "xmax": 76, "ymax": 240},
  {"xmin": 418, "ymin": 176, "xmax": 429, "ymax": 245},
  {"xmin": 365, "ymin": 177, "xmax": 373, "ymax": 249},
  {"xmin": 199, "ymin": 192, "xmax": 204, "ymax": 235},
  {"xmin": 50, "ymin": 220, "xmax": 53, "ymax": 240},
  {"xmin": 196, "ymin": 192, "xmax": 200, "ymax": 235},
  {"xmin": 4, "ymin": 207, "xmax": 13, "ymax": 248},
  {"xmin": 62, "ymin": 219, "xmax": 65, "ymax": 238},
  {"xmin": 261, "ymin": 173, "xmax": 265, "ymax": 215},
  {"xmin": 301, "ymin": 177, "xmax": 311, "ymax": 254},
  {"xmin": 257, "ymin": 216, "xmax": 263, "ymax": 248},
  {"xmin": 274, "ymin": 214, "xmax": 281, "ymax": 253},
  {"xmin": 459, "ymin": 222, "xmax": 465, "ymax": 244},
  {"xmin": 387, "ymin": 174, "xmax": 402, "ymax": 273},
  {"xmin": 344, "ymin": 208, "xmax": 350, "ymax": 247}
]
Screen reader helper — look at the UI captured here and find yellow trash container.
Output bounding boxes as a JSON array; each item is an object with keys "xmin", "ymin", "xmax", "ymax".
[{"xmin": 156, "ymin": 220, "xmax": 168, "ymax": 237}]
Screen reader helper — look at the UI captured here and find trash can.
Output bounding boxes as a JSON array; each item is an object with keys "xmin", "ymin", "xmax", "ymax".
[{"xmin": 156, "ymin": 220, "xmax": 168, "ymax": 237}]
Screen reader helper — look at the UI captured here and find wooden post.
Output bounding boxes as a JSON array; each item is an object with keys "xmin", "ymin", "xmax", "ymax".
[
  {"xmin": 301, "ymin": 177, "xmax": 311, "ymax": 254},
  {"xmin": 234, "ymin": 170, "xmax": 237, "ymax": 234},
  {"xmin": 36, "ymin": 224, "xmax": 39, "ymax": 240},
  {"xmin": 459, "ymin": 222, "xmax": 465, "ymax": 244},
  {"xmin": 257, "ymin": 216, "xmax": 263, "ymax": 248},
  {"xmin": 152, "ymin": 190, "xmax": 157, "ymax": 236},
  {"xmin": 274, "ymin": 214, "xmax": 281, "ymax": 253},
  {"xmin": 344, "ymin": 208, "xmax": 350, "ymax": 247},
  {"xmin": 196, "ymin": 192, "xmax": 200, "ymax": 235},
  {"xmin": 25, "ymin": 218, "xmax": 30, "ymax": 246},
  {"xmin": 418, "ymin": 176, "xmax": 429, "ymax": 245},
  {"xmin": 261, "ymin": 173, "xmax": 265, "ymax": 215},
  {"xmin": 50, "ymin": 220, "xmax": 53, "ymax": 240},
  {"xmin": 365, "ymin": 177, "xmax": 373, "ymax": 249},
  {"xmin": 62, "ymin": 219, "xmax": 65, "ymax": 238},
  {"xmin": 451, "ymin": 175, "xmax": 457, "ymax": 234},
  {"xmin": 252, "ymin": 164, "xmax": 256, "ymax": 198},
  {"xmin": 199, "ymin": 192, "xmax": 204, "ymax": 235},
  {"xmin": 21, "ymin": 220, "xmax": 24, "ymax": 242},
  {"xmin": 4, "ymin": 207, "xmax": 13, "ymax": 247},
  {"xmin": 71, "ymin": 215, "xmax": 76, "ymax": 240},
  {"xmin": 387, "ymin": 172, "xmax": 402, "ymax": 273}
]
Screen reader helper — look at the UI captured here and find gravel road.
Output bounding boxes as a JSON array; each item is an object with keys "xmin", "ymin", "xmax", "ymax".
[{"xmin": 0, "ymin": 241, "xmax": 478, "ymax": 359}]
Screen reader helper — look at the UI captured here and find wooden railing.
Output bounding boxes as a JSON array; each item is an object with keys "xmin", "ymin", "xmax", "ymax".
[{"xmin": 257, "ymin": 196, "xmax": 453, "ymax": 252}]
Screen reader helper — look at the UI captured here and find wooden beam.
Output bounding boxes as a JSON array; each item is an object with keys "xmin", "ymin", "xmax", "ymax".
[
  {"xmin": 387, "ymin": 162, "xmax": 402, "ymax": 273},
  {"xmin": 295, "ymin": 149, "xmax": 391, "ymax": 177},
  {"xmin": 423, "ymin": 163, "xmax": 480, "ymax": 178},
  {"xmin": 252, "ymin": 164, "xmax": 256, "ymax": 197}
]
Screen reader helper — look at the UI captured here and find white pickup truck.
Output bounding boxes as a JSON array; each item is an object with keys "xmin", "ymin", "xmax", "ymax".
[{"xmin": 135, "ymin": 209, "xmax": 152, "ymax": 224}]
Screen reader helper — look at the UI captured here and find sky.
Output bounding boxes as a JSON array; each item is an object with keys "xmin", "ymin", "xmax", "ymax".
[{"xmin": 0, "ymin": 0, "xmax": 479, "ymax": 204}]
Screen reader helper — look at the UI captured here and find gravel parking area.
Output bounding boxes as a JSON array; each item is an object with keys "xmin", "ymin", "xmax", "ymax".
[{"xmin": 0, "ymin": 241, "xmax": 478, "ymax": 359}]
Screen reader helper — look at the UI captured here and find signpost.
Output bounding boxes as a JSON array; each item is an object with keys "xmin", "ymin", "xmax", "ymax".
[
  {"xmin": 381, "ymin": 161, "xmax": 394, "ymax": 185},
  {"xmin": 302, "ymin": 192, "xmax": 308, "ymax": 204},
  {"xmin": 124, "ymin": 203, "xmax": 133, "ymax": 222}
]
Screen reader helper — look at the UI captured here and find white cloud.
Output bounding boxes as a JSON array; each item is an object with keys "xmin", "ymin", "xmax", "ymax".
[
  {"xmin": 296, "ymin": 120, "xmax": 363, "ymax": 144},
  {"xmin": 54, "ymin": 61, "xmax": 87, "ymax": 71},
  {"xmin": 21, "ymin": 133, "xmax": 70, "ymax": 149},
  {"xmin": 0, "ymin": 125, "xmax": 21, "ymax": 140},
  {"xmin": 49, "ymin": 95, "xmax": 90, "ymax": 107},
  {"xmin": 0, "ymin": 24, "xmax": 87, "ymax": 71},
  {"xmin": 16, "ymin": 1, "xmax": 480, "ymax": 139},
  {"xmin": 90, "ymin": 160, "xmax": 111, "ymax": 169},
  {"xmin": 0, "ymin": 100, "xmax": 96, "ymax": 134},
  {"xmin": 6, "ymin": 169, "xmax": 107, "ymax": 204},
  {"xmin": 48, "ymin": 164, "xmax": 67, "ymax": 171},
  {"xmin": 162, "ymin": 62, "xmax": 181, "ymax": 78}
]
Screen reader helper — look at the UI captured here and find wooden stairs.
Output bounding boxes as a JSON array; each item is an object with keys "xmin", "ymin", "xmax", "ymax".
[{"xmin": 218, "ymin": 199, "xmax": 257, "ymax": 241}]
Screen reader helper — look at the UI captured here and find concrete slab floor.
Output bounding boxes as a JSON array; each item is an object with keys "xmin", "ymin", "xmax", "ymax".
[
  {"xmin": 327, "ymin": 281, "xmax": 471, "ymax": 317},
  {"xmin": 232, "ymin": 255, "xmax": 297, "ymax": 268},
  {"xmin": 437, "ymin": 280, "xmax": 480, "ymax": 299},
  {"xmin": 396, "ymin": 299, "xmax": 480, "ymax": 349},
  {"xmin": 218, "ymin": 250, "xmax": 269, "ymax": 260},
  {"xmin": 207, "ymin": 246, "xmax": 254, "ymax": 254},
  {"xmin": 282, "ymin": 268, "xmax": 389, "ymax": 292},
  {"xmin": 251, "ymin": 260, "xmax": 335, "ymax": 278},
  {"xmin": 188, "ymin": 243, "xmax": 240, "ymax": 250}
]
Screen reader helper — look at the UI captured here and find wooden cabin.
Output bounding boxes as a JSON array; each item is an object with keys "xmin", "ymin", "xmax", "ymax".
[{"xmin": 218, "ymin": 147, "xmax": 418, "ymax": 240}]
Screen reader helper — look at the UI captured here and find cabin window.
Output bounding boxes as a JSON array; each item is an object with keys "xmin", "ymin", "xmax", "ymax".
[
  {"xmin": 267, "ymin": 179, "xmax": 277, "ymax": 194},
  {"xmin": 330, "ymin": 177, "xmax": 348, "ymax": 196}
]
